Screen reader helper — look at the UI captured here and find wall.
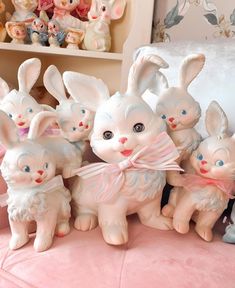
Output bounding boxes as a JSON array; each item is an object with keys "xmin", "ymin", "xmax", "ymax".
[{"xmin": 152, "ymin": 0, "xmax": 235, "ymax": 42}]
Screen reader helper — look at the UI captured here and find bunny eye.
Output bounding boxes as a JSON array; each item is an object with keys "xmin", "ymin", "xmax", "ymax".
[
  {"xmin": 23, "ymin": 165, "xmax": 31, "ymax": 173},
  {"xmin": 101, "ymin": 5, "xmax": 106, "ymax": 12},
  {"xmin": 27, "ymin": 108, "xmax": 33, "ymax": 113},
  {"xmin": 181, "ymin": 109, "xmax": 187, "ymax": 115},
  {"xmin": 133, "ymin": 123, "xmax": 145, "ymax": 133},
  {"xmin": 197, "ymin": 153, "xmax": 203, "ymax": 161},
  {"xmin": 8, "ymin": 113, "xmax": 13, "ymax": 118},
  {"xmin": 103, "ymin": 130, "xmax": 113, "ymax": 140},
  {"xmin": 215, "ymin": 160, "xmax": 224, "ymax": 167},
  {"xmin": 161, "ymin": 114, "xmax": 166, "ymax": 120},
  {"xmin": 44, "ymin": 162, "xmax": 49, "ymax": 169},
  {"xmin": 81, "ymin": 109, "xmax": 86, "ymax": 114},
  {"xmin": 71, "ymin": 127, "xmax": 77, "ymax": 131}
]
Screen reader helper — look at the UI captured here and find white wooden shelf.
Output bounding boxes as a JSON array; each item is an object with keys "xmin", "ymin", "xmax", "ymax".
[{"xmin": 0, "ymin": 42, "xmax": 123, "ymax": 61}]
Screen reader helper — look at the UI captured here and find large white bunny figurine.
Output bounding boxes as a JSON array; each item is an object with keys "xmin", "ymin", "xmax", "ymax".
[
  {"xmin": 154, "ymin": 54, "xmax": 205, "ymax": 186},
  {"xmin": 0, "ymin": 58, "xmax": 49, "ymax": 137},
  {"xmin": 43, "ymin": 64, "xmax": 94, "ymax": 150},
  {"xmin": 9, "ymin": 0, "xmax": 38, "ymax": 22},
  {"xmin": 0, "ymin": 110, "xmax": 71, "ymax": 252},
  {"xmin": 164, "ymin": 101, "xmax": 235, "ymax": 242},
  {"xmin": 223, "ymin": 202, "xmax": 235, "ymax": 243},
  {"xmin": 63, "ymin": 54, "xmax": 182, "ymax": 245},
  {"xmin": 83, "ymin": 0, "xmax": 126, "ymax": 52}
]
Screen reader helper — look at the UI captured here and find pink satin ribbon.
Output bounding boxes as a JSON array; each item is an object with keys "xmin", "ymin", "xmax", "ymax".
[
  {"xmin": 182, "ymin": 174, "xmax": 235, "ymax": 199},
  {"xmin": 76, "ymin": 131, "xmax": 183, "ymax": 203}
]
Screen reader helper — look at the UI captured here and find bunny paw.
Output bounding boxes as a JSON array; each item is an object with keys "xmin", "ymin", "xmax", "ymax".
[
  {"xmin": 9, "ymin": 234, "xmax": 29, "ymax": 250},
  {"xmin": 162, "ymin": 204, "xmax": 175, "ymax": 218},
  {"xmin": 34, "ymin": 235, "xmax": 53, "ymax": 252},
  {"xmin": 55, "ymin": 221, "xmax": 70, "ymax": 237},
  {"xmin": 101, "ymin": 224, "xmax": 128, "ymax": 245},
  {"xmin": 195, "ymin": 225, "xmax": 213, "ymax": 242},
  {"xmin": 74, "ymin": 214, "xmax": 98, "ymax": 231},
  {"xmin": 140, "ymin": 214, "xmax": 173, "ymax": 230},
  {"xmin": 173, "ymin": 219, "xmax": 190, "ymax": 234}
]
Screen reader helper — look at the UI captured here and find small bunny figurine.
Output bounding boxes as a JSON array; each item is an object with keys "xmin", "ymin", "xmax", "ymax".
[
  {"xmin": 48, "ymin": 19, "xmax": 65, "ymax": 47},
  {"xmin": 0, "ymin": 58, "xmax": 48, "ymax": 137},
  {"xmin": 52, "ymin": 0, "xmax": 87, "ymax": 31},
  {"xmin": 0, "ymin": 110, "xmax": 71, "ymax": 252},
  {"xmin": 9, "ymin": 0, "xmax": 38, "ymax": 22},
  {"xmin": 28, "ymin": 11, "xmax": 49, "ymax": 46},
  {"xmin": 165, "ymin": 101, "xmax": 235, "ymax": 242},
  {"xmin": 83, "ymin": 0, "xmax": 126, "ymax": 52},
  {"xmin": 223, "ymin": 202, "xmax": 235, "ymax": 243},
  {"xmin": 63, "ymin": 54, "xmax": 182, "ymax": 245},
  {"xmin": 155, "ymin": 54, "xmax": 205, "ymax": 186},
  {"xmin": 43, "ymin": 64, "xmax": 94, "ymax": 148},
  {"xmin": 5, "ymin": 21, "xmax": 27, "ymax": 44}
]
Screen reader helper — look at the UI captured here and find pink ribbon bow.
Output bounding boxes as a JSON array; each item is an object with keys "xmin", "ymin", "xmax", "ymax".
[
  {"xmin": 182, "ymin": 174, "xmax": 235, "ymax": 199},
  {"xmin": 76, "ymin": 131, "xmax": 183, "ymax": 203}
]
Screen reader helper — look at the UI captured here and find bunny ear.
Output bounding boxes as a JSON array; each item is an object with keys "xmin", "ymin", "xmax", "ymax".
[
  {"xmin": 43, "ymin": 65, "xmax": 67, "ymax": 103},
  {"xmin": 0, "ymin": 77, "xmax": 10, "ymax": 102},
  {"xmin": 63, "ymin": 71, "xmax": 110, "ymax": 112},
  {"xmin": 18, "ymin": 58, "xmax": 41, "ymax": 93},
  {"xmin": 0, "ymin": 110, "xmax": 19, "ymax": 148},
  {"xmin": 179, "ymin": 54, "xmax": 205, "ymax": 90},
  {"xmin": 110, "ymin": 0, "xmax": 127, "ymax": 20},
  {"xmin": 205, "ymin": 101, "xmax": 228, "ymax": 138},
  {"xmin": 28, "ymin": 111, "xmax": 57, "ymax": 140},
  {"xmin": 126, "ymin": 54, "xmax": 169, "ymax": 98}
]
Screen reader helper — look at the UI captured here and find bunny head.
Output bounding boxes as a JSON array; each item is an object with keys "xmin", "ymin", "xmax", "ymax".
[
  {"xmin": 12, "ymin": 0, "xmax": 38, "ymax": 13},
  {"xmin": 44, "ymin": 65, "xmax": 94, "ymax": 142},
  {"xmin": 155, "ymin": 54, "xmax": 205, "ymax": 132},
  {"xmin": 88, "ymin": 0, "xmax": 126, "ymax": 22},
  {"xmin": 0, "ymin": 58, "xmax": 43, "ymax": 130},
  {"xmin": 0, "ymin": 110, "xmax": 56, "ymax": 189},
  {"xmin": 64, "ymin": 54, "xmax": 169, "ymax": 163},
  {"xmin": 190, "ymin": 101, "xmax": 235, "ymax": 180},
  {"xmin": 53, "ymin": 0, "xmax": 80, "ymax": 11}
]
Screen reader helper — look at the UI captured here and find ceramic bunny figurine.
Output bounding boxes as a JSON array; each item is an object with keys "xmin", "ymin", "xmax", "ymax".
[
  {"xmin": 48, "ymin": 19, "xmax": 65, "ymax": 47},
  {"xmin": 9, "ymin": 0, "xmax": 38, "ymax": 23},
  {"xmin": 28, "ymin": 11, "xmax": 49, "ymax": 46},
  {"xmin": 0, "ymin": 58, "xmax": 48, "ymax": 137},
  {"xmin": 164, "ymin": 101, "xmax": 235, "ymax": 242},
  {"xmin": 52, "ymin": 0, "xmax": 87, "ymax": 31},
  {"xmin": 6, "ymin": 21, "xmax": 27, "ymax": 44},
  {"xmin": 223, "ymin": 202, "xmax": 235, "ymax": 243},
  {"xmin": 43, "ymin": 64, "xmax": 94, "ymax": 150},
  {"xmin": 0, "ymin": 0, "xmax": 6, "ymax": 42},
  {"xmin": 63, "ymin": 54, "xmax": 182, "ymax": 245},
  {"xmin": 155, "ymin": 54, "xmax": 205, "ymax": 186},
  {"xmin": 0, "ymin": 110, "xmax": 71, "ymax": 252},
  {"xmin": 83, "ymin": 0, "xmax": 126, "ymax": 52}
]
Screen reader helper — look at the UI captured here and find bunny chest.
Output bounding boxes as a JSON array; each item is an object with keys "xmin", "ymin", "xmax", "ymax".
[{"xmin": 188, "ymin": 185, "xmax": 229, "ymax": 212}]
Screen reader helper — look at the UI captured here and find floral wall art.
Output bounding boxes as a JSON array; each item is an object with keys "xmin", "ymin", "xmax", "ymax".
[{"xmin": 152, "ymin": 0, "xmax": 235, "ymax": 42}]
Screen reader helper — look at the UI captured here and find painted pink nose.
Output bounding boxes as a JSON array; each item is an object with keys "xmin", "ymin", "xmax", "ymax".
[
  {"xmin": 201, "ymin": 160, "xmax": 207, "ymax": 165},
  {"xmin": 79, "ymin": 121, "xmax": 83, "ymax": 127},
  {"xmin": 18, "ymin": 114, "xmax": 22, "ymax": 118},
  {"xmin": 168, "ymin": 117, "xmax": 174, "ymax": 123},
  {"xmin": 119, "ymin": 137, "xmax": 128, "ymax": 144},
  {"xmin": 37, "ymin": 170, "xmax": 44, "ymax": 175}
]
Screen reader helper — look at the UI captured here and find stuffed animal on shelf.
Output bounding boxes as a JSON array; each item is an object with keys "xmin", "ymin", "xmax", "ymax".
[
  {"xmin": 63, "ymin": 54, "xmax": 182, "ymax": 245},
  {"xmin": 83, "ymin": 0, "xmax": 126, "ymax": 52},
  {"xmin": 52, "ymin": 0, "xmax": 87, "ymax": 31},
  {"xmin": 223, "ymin": 202, "xmax": 235, "ymax": 244},
  {"xmin": 5, "ymin": 21, "xmax": 27, "ymax": 44},
  {"xmin": 155, "ymin": 54, "xmax": 205, "ymax": 186},
  {"xmin": 65, "ymin": 27, "xmax": 84, "ymax": 49},
  {"xmin": 43, "ymin": 64, "xmax": 94, "ymax": 153},
  {"xmin": 164, "ymin": 101, "xmax": 235, "ymax": 242},
  {"xmin": 0, "ymin": 0, "xmax": 6, "ymax": 42},
  {"xmin": 0, "ymin": 58, "xmax": 46, "ymax": 137},
  {"xmin": 0, "ymin": 110, "xmax": 71, "ymax": 252},
  {"xmin": 47, "ymin": 19, "xmax": 65, "ymax": 47},
  {"xmin": 8, "ymin": 0, "xmax": 38, "ymax": 23},
  {"xmin": 28, "ymin": 11, "xmax": 49, "ymax": 46}
]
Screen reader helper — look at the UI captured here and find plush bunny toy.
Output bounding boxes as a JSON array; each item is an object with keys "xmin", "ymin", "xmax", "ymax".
[
  {"xmin": 83, "ymin": 0, "xmax": 126, "ymax": 52},
  {"xmin": 0, "ymin": 110, "xmax": 71, "ymax": 252},
  {"xmin": 155, "ymin": 54, "xmax": 205, "ymax": 186},
  {"xmin": 164, "ymin": 101, "xmax": 235, "ymax": 242},
  {"xmin": 63, "ymin": 54, "xmax": 182, "ymax": 245},
  {"xmin": 0, "ymin": 58, "xmax": 48, "ymax": 138},
  {"xmin": 43, "ymin": 64, "xmax": 94, "ymax": 151}
]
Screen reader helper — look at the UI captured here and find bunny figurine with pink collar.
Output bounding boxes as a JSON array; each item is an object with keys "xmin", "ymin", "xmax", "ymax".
[
  {"xmin": 164, "ymin": 101, "xmax": 235, "ymax": 242},
  {"xmin": 63, "ymin": 54, "xmax": 182, "ymax": 245},
  {"xmin": 83, "ymin": 0, "xmax": 126, "ymax": 52},
  {"xmin": 0, "ymin": 110, "xmax": 71, "ymax": 252}
]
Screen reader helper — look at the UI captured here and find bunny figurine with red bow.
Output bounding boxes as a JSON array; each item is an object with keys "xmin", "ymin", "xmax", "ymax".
[{"xmin": 63, "ymin": 54, "xmax": 182, "ymax": 245}]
